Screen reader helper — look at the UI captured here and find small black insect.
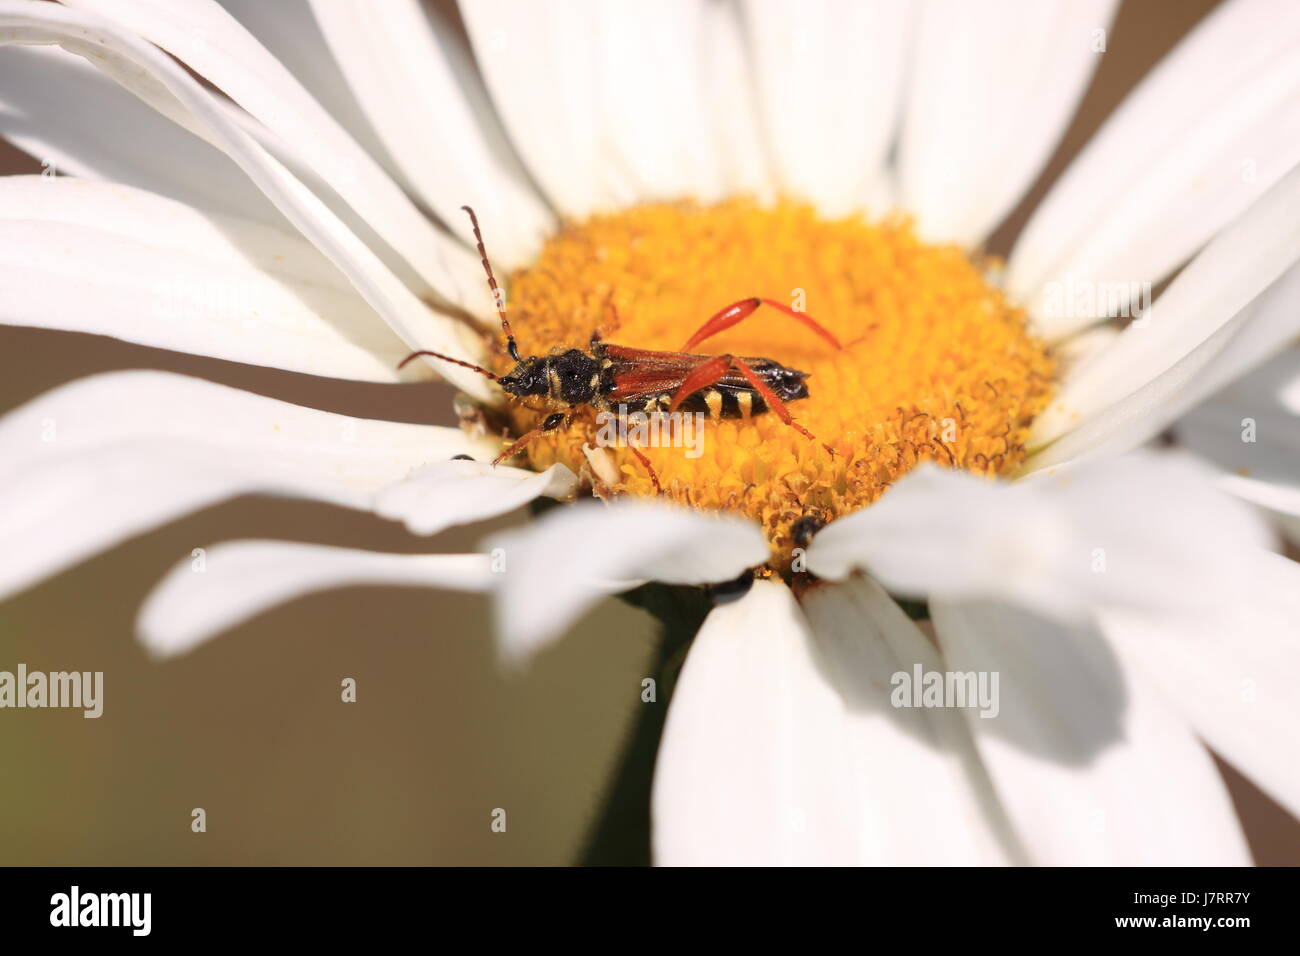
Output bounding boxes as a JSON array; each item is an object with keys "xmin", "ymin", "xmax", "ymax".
[{"xmin": 790, "ymin": 513, "xmax": 827, "ymax": 549}]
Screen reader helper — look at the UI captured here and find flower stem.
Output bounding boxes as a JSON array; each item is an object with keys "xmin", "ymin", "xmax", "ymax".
[{"xmin": 578, "ymin": 582, "xmax": 711, "ymax": 866}]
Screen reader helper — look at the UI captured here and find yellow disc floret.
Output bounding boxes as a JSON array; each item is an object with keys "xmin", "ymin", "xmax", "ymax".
[{"xmin": 492, "ymin": 199, "xmax": 1054, "ymax": 568}]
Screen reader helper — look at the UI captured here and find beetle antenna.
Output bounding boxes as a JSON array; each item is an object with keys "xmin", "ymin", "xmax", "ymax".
[
  {"xmin": 398, "ymin": 349, "xmax": 499, "ymax": 382},
  {"xmin": 462, "ymin": 205, "xmax": 521, "ymax": 362}
]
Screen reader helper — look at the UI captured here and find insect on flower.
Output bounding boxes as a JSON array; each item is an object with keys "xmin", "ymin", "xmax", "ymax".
[{"xmin": 401, "ymin": 207, "xmax": 844, "ymax": 491}]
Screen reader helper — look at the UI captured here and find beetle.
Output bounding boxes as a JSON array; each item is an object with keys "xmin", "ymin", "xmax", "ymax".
[{"xmin": 400, "ymin": 207, "xmax": 842, "ymax": 490}]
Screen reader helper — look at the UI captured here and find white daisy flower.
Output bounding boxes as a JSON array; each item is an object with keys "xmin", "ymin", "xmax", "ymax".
[{"xmin": 2, "ymin": 0, "xmax": 1299, "ymax": 865}]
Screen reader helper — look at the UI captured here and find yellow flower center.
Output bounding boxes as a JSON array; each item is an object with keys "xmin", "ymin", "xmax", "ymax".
[{"xmin": 493, "ymin": 199, "xmax": 1054, "ymax": 568}]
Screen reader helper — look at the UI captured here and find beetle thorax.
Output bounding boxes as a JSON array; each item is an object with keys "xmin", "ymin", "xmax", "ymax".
[{"xmin": 498, "ymin": 349, "xmax": 600, "ymax": 405}]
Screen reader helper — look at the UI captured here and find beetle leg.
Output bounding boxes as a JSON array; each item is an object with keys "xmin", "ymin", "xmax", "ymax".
[
  {"xmin": 593, "ymin": 291, "xmax": 624, "ymax": 348},
  {"xmin": 727, "ymin": 357, "xmax": 834, "ymax": 456},
  {"xmin": 626, "ymin": 444, "xmax": 663, "ymax": 494},
  {"xmin": 493, "ymin": 411, "xmax": 566, "ymax": 466},
  {"xmin": 666, "ymin": 354, "xmax": 734, "ymax": 414},
  {"xmin": 680, "ymin": 297, "xmax": 842, "ymax": 352},
  {"xmin": 663, "ymin": 354, "xmax": 828, "ymax": 453}
]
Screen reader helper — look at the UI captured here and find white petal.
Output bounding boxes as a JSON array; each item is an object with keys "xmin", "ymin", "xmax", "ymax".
[
  {"xmin": 1009, "ymin": 0, "xmax": 1300, "ymax": 335},
  {"xmin": 138, "ymin": 541, "xmax": 491, "ymax": 658},
  {"xmin": 932, "ymin": 599, "xmax": 1250, "ymax": 865},
  {"xmin": 0, "ymin": 370, "xmax": 496, "ymax": 601},
  {"xmin": 306, "ymin": 0, "xmax": 553, "ymax": 269},
  {"xmin": 1098, "ymin": 549, "xmax": 1300, "ymax": 823},
  {"xmin": 60, "ymin": 0, "xmax": 493, "ymax": 312},
  {"xmin": 1, "ymin": 176, "xmax": 336, "ymax": 289},
  {"xmin": 1173, "ymin": 262, "xmax": 1300, "ymax": 414},
  {"xmin": 0, "ymin": 43, "xmax": 276, "ymax": 223},
  {"xmin": 591, "ymin": 0, "xmax": 727, "ymax": 204},
  {"xmin": 374, "ymin": 460, "xmax": 577, "ymax": 537},
  {"xmin": 0, "ymin": 176, "xmax": 424, "ymax": 382},
  {"xmin": 1027, "ymin": 162, "xmax": 1300, "ymax": 467},
  {"xmin": 459, "ymin": 0, "xmax": 623, "ymax": 217},
  {"xmin": 701, "ymin": 0, "xmax": 773, "ymax": 200},
  {"xmin": 899, "ymin": 0, "xmax": 1116, "ymax": 246},
  {"xmin": 807, "ymin": 453, "xmax": 1272, "ymax": 624},
  {"xmin": 742, "ymin": 0, "xmax": 908, "ymax": 216},
  {"xmin": 1176, "ymin": 346, "xmax": 1300, "ymax": 520},
  {"xmin": 217, "ymin": 0, "xmax": 396, "ymax": 173},
  {"xmin": 0, "ymin": 1, "xmax": 496, "ymax": 399},
  {"xmin": 652, "ymin": 579, "xmax": 861, "ymax": 865},
  {"xmin": 1053, "ymin": 320, "xmax": 1120, "ymax": 380},
  {"xmin": 460, "ymin": 0, "xmax": 733, "ymax": 213},
  {"xmin": 800, "ymin": 577, "xmax": 1017, "ymax": 864},
  {"xmin": 486, "ymin": 499, "xmax": 768, "ymax": 665}
]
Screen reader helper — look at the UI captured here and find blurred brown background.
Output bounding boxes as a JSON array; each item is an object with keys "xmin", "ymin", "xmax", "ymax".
[{"xmin": 2, "ymin": 0, "xmax": 1297, "ymax": 865}]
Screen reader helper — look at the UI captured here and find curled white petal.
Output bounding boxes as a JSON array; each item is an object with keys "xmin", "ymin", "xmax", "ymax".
[
  {"xmin": 486, "ymin": 499, "xmax": 768, "ymax": 665},
  {"xmin": 0, "ymin": 370, "xmax": 495, "ymax": 601},
  {"xmin": 0, "ymin": 43, "xmax": 276, "ymax": 223},
  {"xmin": 374, "ymin": 460, "xmax": 577, "ymax": 537},
  {"xmin": 61, "ymin": 0, "xmax": 492, "ymax": 312},
  {"xmin": 1031, "ymin": 162, "xmax": 1300, "ymax": 448},
  {"xmin": 1027, "ymin": 261, "xmax": 1300, "ymax": 472},
  {"xmin": 0, "ymin": 176, "xmax": 425, "ymax": 382},
  {"xmin": 807, "ymin": 453, "xmax": 1273, "ymax": 623},
  {"xmin": 0, "ymin": 0, "xmax": 495, "ymax": 399},
  {"xmin": 138, "ymin": 541, "xmax": 491, "ymax": 658}
]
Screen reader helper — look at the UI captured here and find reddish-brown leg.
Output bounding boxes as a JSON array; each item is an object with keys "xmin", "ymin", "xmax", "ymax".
[
  {"xmin": 666, "ymin": 355, "xmax": 734, "ymax": 413},
  {"xmin": 601, "ymin": 292, "xmax": 624, "ymax": 336},
  {"xmin": 627, "ymin": 444, "xmax": 663, "ymax": 494},
  {"xmin": 665, "ymin": 354, "xmax": 832, "ymax": 455},
  {"xmin": 680, "ymin": 297, "xmax": 843, "ymax": 352},
  {"xmin": 726, "ymin": 357, "xmax": 823, "ymax": 447},
  {"xmin": 492, "ymin": 412, "xmax": 565, "ymax": 466}
]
